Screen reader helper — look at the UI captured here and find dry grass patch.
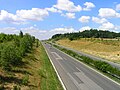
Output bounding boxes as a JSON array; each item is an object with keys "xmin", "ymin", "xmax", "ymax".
[{"xmin": 57, "ymin": 38, "xmax": 120, "ymax": 63}]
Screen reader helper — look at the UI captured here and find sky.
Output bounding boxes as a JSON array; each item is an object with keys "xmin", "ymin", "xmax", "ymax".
[{"xmin": 0, "ymin": 0, "xmax": 120, "ymax": 39}]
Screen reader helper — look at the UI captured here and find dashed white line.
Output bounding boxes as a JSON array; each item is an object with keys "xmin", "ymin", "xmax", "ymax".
[{"xmin": 51, "ymin": 52, "xmax": 63, "ymax": 60}]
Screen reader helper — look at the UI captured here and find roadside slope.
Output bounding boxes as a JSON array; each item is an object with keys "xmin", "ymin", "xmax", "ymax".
[
  {"xmin": 0, "ymin": 42, "xmax": 63, "ymax": 90},
  {"xmin": 56, "ymin": 38, "xmax": 120, "ymax": 63}
]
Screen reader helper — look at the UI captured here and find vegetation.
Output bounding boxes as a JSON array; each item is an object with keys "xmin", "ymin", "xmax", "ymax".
[
  {"xmin": 0, "ymin": 32, "xmax": 63, "ymax": 90},
  {"xmin": 50, "ymin": 29, "xmax": 120, "ymax": 83},
  {"xmin": 56, "ymin": 38, "xmax": 120, "ymax": 63},
  {"xmin": 0, "ymin": 32, "xmax": 35, "ymax": 71},
  {"xmin": 51, "ymin": 29, "xmax": 120, "ymax": 41},
  {"xmin": 52, "ymin": 44, "xmax": 120, "ymax": 82},
  {"xmin": 21, "ymin": 74, "xmax": 29, "ymax": 85},
  {"xmin": 38, "ymin": 42, "xmax": 63, "ymax": 90},
  {"xmin": 50, "ymin": 29, "xmax": 120, "ymax": 63}
]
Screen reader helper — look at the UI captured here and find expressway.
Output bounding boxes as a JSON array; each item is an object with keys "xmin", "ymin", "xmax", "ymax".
[{"xmin": 43, "ymin": 42, "xmax": 120, "ymax": 90}]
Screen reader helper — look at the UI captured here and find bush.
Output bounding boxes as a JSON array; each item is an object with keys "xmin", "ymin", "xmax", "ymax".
[
  {"xmin": 22, "ymin": 74, "xmax": 29, "ymax": 85},
  {"xmin": 38, "ymin": 69, "xmax": 46, "ymax": 78},
  {"xmin": 0, "ymin": 44, "xmax": 22, "ymax": 70},
  {"xmin": 13, "ymin": 85, "xmax": 21, "ymax": 90},
  {"xmin": 0, "ymin": 32, "xmax": 35, "ymax": 71},
  {"xmin": 0, "ymin": 84, "xmax": 4, "ymax": 90}
]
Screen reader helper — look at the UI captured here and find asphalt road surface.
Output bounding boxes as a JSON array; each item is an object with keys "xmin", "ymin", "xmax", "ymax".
[
  {"xmin": 54, "ymin": 44, "xmax": 120, "ymax": 70},
  {"xmin": 43, "ymin": 42, "xmax": 120, "ymax": 90}
]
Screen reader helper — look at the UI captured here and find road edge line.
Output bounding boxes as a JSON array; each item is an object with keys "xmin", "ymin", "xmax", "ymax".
[
  {"xmin": 53, "ymin": 45, "xmax": 120, "ymax": 86},
  {"xmin": 42, "ymin": 43, "xmax": 67, "ymax": 90}
]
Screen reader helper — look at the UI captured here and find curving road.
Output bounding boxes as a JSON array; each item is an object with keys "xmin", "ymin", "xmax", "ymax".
[{"xmin": 43, "ymin": 42, "xmax": 120, "ymax": 90}]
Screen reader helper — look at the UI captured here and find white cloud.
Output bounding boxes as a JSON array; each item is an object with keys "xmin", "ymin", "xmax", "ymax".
[
  {"xmin": 1, "ymin": 26, "xmax": 76, "ymax": 40},
  {"xmin": 83, "ymin": 2, "xmax": 95, "ymax": 11},
  {"xmin": 62, "ymin": 13, "xmax": 75, "ymax": 19},
  {"xmin": 0, "ymin": 8, "xmax": 49, "ymax": 24},
  {"xmin": 116, "ymin": 13, "xmax": 120, "ymax": 17},
  {"xmin": 50, "ymin": 27, "xmax": 75, "ymax": 33},
  {"xmin": 78, "ymin": 16, "xmax": 90, "ymax": 23},
  {"xmin": 0, "ymin": 10, "xmax": 25, "ymax": 24},
  {"xmin": 116, "ymin": 4, "xmax": 120, "ymax": 11},
  {"xmin": 20, "ymin": 26, "xmax": 48, "ymax": 39},
  {"xmin": 1, "ymin": 25, "xmax": 120, "ymax": 40},
  {"xmin": 79, "ymin": 26, "xmax": 91, "ymax": 32},
  {"xmin": 23, "ymin": 27, "xmax": 76, "ymax": 40},
  {"xmin": 92, "ymin": 17, "xmax": 120, "ymax": 31},
  {"xmin": 16, "ymin": 8, "xmax": 49, "ymax": 21},
  {"xmin": 45, "ymin": 7, "xmax": 62, "ymax": 13},
  {"xmin": 92, "ymin": 17, "xmax": 107, "ymax": 24},
  {"xmin": 53, "ymin": 0, "xmax": 82, "ymax": 12},
  {"xmin": 98, "ymin": 8, "xmax": 119, "ymax": 18},
  {"xmin": 0, "ymin": 27, "xmax": 20, "ymax": 34},
  {"xmin": 99, "ymin": 22, "xmax": 115, "ymax": 30},
  {"xmin": 44, "ymin": 27, "xmax": 76, "ymax": 39}
]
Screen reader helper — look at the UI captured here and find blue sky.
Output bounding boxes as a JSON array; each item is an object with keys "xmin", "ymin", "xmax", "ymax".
[{"xmin": 0, "ymin": 0, "xmax": 120, "ymax": 39}]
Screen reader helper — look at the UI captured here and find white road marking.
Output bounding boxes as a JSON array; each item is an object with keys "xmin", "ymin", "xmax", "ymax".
[
  {"xmin": 67, "ymin": 73, "xmax": 82, "ymax": 90},
  {"xmin": 68, "ymin": 70, "xmax": 103, "ymax": 90},
  {"xmin": 63, "ymin": 58, "xmax": 67, "ymax": 60},
  {"xmin": 75, "ymin": 72, "xmax": 103, "ymax": 90},
  {"xmin": 51, "ymin": 52, "xmax": 63, "ymax": 60},
  {"xmin": 42, "ymin": 44, "xmax": 67, "ymax": 90},
  {"xmin": 54, "ymin": 47, "xmax": 120, "ymax": 86},
  {"xmin": 51, "ymin": 51, "xmax": 103, "ymax": 90},
  {"xmin": 76, "ymin": 67, "xmax": 82, "ymax": 72}
]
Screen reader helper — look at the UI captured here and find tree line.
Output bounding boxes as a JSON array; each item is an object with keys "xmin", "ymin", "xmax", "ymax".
[
  {"xmin": 51, "ymin": 29, "xmax": 120, "ymax": 40},
  {"xmin": 0, "ymin": 31, "xmax": 36, "ymax": 71}
]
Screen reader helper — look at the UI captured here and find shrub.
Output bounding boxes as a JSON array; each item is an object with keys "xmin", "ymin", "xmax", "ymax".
[
  {"xmin": 0, "ymin": 44, "xmax": 22, "ymax": 70},
  {"xmin": 22, "ymin": 74, "xmax": 29, "ymax": 85},
  {"xmin": 38, "ymin": 69, "xmax": 46, "ymax": 78},
  {"xmin": 13, "ymin": 85, "xmax": 21, "ymax": 90},
  {"xmin": 0, "ymin": 84, "xmax": 4, "ymax": 90}
]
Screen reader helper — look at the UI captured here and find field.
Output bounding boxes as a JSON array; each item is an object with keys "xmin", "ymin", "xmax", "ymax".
[
  {"xmin": 56, "ymin": 38, "xmax": 120, "ymax": 63},
  {"xmin": 0, "ymin": 42, "xmax": 63, "ymax": 90}
]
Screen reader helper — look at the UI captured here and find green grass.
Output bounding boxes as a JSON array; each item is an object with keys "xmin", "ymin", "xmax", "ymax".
[{"xmin": 39, "ymin": 42, "xmax": 63, "ymax": 90}]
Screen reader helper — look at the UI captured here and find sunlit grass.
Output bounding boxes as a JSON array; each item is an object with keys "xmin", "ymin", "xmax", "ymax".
[
  {"xmin": 57, "ymin": 38, "xmax": 120, "ymax": 63},
  {"xmin": 39, "ymin": 42, "xmax": 63, "ymax": 90}
]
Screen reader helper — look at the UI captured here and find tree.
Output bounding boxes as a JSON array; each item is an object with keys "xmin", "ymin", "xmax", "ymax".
[
  {"xmin": 19, "ymin": 31, "xmax": 23, "ymax": 38},
  {"xmin": 51, "ymin": 29, "xmax": 120, "ymax": 40},
  {"xmin": 0, "ymin": 44, "xmax": 22, "ymax": 70},
  {"xmin": 36, "ymin": 39, "xmax": 39, "ymax": 47},
  {"xmin": 19, "ymin": 33, "xmax": 34, "ymax": 56},
  {"xmin": 69, "ymin": 37, "xmax": 74, "ymax": 41},
  {"xmin": 0, "ymin": 32, "xmax": 36, "ymax": 71}
]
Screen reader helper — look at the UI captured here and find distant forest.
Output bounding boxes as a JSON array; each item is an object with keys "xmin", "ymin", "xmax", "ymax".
[{"xmin": 51, "ymin": 29, "xmax": 120, "ymax": 40}]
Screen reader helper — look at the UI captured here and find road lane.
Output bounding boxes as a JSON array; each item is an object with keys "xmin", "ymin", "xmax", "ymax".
[{"xmin": 43, "ymin": 43, "xmax": 120, "ymax": 90}]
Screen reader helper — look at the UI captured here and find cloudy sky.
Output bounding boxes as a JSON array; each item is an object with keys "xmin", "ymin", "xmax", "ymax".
[{"xmin": 0, "ymin": 0, "xmax": 120, "ymax": 39}]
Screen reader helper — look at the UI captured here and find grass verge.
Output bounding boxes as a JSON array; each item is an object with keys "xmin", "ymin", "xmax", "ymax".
[{"xmin": 38, "ymin": 42, "xmax": 63, "ymax": 90}]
